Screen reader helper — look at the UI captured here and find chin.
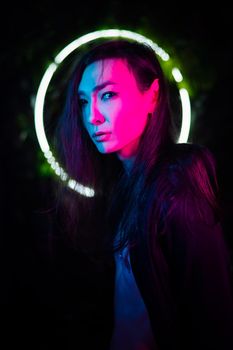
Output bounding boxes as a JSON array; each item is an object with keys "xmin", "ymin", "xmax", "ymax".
[
  {"xmin": 96, "ymin": 145, "xmax": 119, "ymax": 154},
  {"xmin": 98, "ymin": 149, "xmax": 116, "ymax": 154}
]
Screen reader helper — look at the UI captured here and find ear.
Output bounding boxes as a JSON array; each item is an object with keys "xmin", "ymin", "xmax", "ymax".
[{"xmin": 147, "ymin": 78, "xmax": 159, "ymax": 113}]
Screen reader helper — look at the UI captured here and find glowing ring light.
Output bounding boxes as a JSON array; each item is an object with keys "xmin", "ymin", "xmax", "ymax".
[{"xmin": 34, "ymin": 29, "xmax": 191, "ymax": 197}]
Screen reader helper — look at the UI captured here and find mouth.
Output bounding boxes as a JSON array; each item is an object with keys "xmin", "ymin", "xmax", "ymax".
[{"xmin": 93, "ymin": 132, "xmax": 111, "ymax": 142}]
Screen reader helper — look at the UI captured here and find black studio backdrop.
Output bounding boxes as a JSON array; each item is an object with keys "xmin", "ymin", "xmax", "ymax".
[{"xmin": 1, "ymin": 3, "xmax": 233, "ymax": 348}]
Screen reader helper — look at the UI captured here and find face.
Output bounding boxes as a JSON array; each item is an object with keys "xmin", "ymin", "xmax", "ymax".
[{"xmin": 78, "ymin": 58, "xmax": 156, "ymax": 160}]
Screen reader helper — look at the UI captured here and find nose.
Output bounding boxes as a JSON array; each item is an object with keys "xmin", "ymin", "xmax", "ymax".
[{"xmin": 88, "ymin": 99, "xmax": 105, "ymax": 125}]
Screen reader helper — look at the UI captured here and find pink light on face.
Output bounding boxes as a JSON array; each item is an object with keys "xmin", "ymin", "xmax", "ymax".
[{"xmin": 78, "ymin": 59, "xmax": 158, "ymax": 161}]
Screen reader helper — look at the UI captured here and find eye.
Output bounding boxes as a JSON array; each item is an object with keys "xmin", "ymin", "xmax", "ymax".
[
  {"xmin": 78, "ymin": 98, "xmax": 88, "ymax": 108},
  {"xmin": 102, "ymin": 91, "xmax": 117, "ymax": 101}
]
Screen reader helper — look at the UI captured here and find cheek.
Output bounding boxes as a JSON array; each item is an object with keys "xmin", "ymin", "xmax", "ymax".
[
  {"xmin": 82, "ymin": 119, "xmax": 92, "ymax": 139},
  {"xmin": 81, "ymin": 110, "xmax": 91, "ymax": 131},
  {"xmin": 116, "ymin": 99, "xmax": 148, "ymax": 133}
]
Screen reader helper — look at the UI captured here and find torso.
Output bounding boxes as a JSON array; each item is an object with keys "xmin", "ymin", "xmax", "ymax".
[{"xmin": 109, "ymin": 243, "xmax": 157, "ymax": 350}]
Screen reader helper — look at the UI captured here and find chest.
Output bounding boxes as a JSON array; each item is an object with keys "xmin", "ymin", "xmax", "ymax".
[{"xmin": 109, "ymin": 244, "xmax": 157, "ymax": 350}]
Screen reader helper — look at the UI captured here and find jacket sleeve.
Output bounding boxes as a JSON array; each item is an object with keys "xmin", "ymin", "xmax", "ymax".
[{"xmin": 164, "ymin": 195, "xmax": 233, "ymax": 350}]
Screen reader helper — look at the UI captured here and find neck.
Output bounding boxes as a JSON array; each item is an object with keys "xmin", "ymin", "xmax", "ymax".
[
  {"xmin": 116, "ymin": 140, "xmax": 139, "ymax": 175},
  {"xmin": 119, "ymin": 155, "xmax": 136, "ymax": 176}
]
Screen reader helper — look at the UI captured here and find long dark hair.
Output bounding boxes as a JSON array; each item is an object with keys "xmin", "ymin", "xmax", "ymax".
[{"xmin": 54, "ymin": 39, "xmax": 219, "ymax": 263}]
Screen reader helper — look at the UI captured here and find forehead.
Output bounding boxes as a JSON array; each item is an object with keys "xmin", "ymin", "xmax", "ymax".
[{"xmin": 79, "ymin": 58, "xmax": 136, "ymax": 89}]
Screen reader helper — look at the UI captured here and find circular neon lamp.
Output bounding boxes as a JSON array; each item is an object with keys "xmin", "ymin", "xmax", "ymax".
[{"xmin": 34, "ymin": 29, "xmax": 191, "ymax": 197}]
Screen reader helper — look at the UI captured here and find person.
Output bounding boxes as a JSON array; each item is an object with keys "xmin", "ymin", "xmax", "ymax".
[{"xmin": 52, "ymin": 38, "xmax": 233, "ymax": 350}]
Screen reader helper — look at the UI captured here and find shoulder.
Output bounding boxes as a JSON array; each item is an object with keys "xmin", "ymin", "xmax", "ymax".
[
  {"xmin": 153, "ymin": 143, "xmax": 220, "ymax": 232},
  {"xmin": 159, "ymin": 142, "xmax": 218, "ymax": 206},
  {"xmin": 159, "ymin": 144, "xmax": 225, "ymax": 257},
  {"xmin": 157, "ymin": 145, "xmax": 230, "ymax": 275},
  {"xmin": 164, "ymin": 142, "xmax": 217, "ymax": 184}
]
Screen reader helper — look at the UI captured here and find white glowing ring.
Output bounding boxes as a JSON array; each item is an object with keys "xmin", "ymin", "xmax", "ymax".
[{"xmin": 34, "ymin": 29, "xmax": 191, "ymax": 197}]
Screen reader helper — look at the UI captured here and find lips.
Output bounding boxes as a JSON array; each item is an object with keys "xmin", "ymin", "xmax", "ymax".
[
  {"xmin": 93, "ymin": 131, "xmax": 111, "ymax": 137},
  {"xmin": 93, "ymin": 132, "xmax": 111, "ymax": 142}
]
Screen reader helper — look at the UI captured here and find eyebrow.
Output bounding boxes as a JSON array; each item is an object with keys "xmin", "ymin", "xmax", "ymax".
[{"xmin": 78, "ymin": 81, "xmax": 118, "ymax": 96}]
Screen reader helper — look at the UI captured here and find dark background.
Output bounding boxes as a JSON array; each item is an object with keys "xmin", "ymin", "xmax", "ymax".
[{"xmin": 1, "ymin": 2, "xmax": 233, "ymax": 347}]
